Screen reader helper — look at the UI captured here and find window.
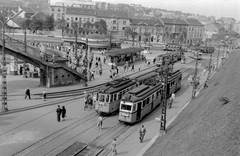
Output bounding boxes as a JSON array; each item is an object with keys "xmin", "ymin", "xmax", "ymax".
[
  {"xmin": 113, "ymin": 20, "xmax": 116, "ymax": 24},
  {"xmin": 79, "ymin": 17, "xmax": 82, "ymax": 21},
  {"xmin": 75, "ymin": 17, "xmax": 78, "ymax": 21},
  {"xmin": 133, "ymin": 103, "xmax": 137, "ymax": 112},
  {"xmin": 114, "ymin": 94, "xmax": 117, "ymax": 101},
  {"xmin": 118, "ymin": 92, "xmax": 122, "ymax": 100},
  {"xmin": 121, "ymin": 104, "xmax": 132, "ymax": 111},
  {"xmin": 83, "ymin": 18, "xmax": 86, "ymax": 22},
  {"xmin": 146, "ymin": 97, "xmax": 149, "ymax": 104},
  {"xmin": 99, "ymin": 94, "xmax": 105, "ymax": 102},
  {"xmin": 110, "ymin": 94, "xmax": 113, "ymax": 102},
  {"xmin": 71, "ymin": 17, "xmax": 73, "ymax": 21},
  {"xmin": 122, "ymin": 27, "xmax": 125, "ymax": 30},
  {"xmin": 87, "ymin": 18, "xmax": 90, "ymax": 21},
  {"xmin": 106, "ymin": 94, "xmax": 110, "ymax": 103},
  {"xmin": 52, "ymin": 8, "xmax": 54, "ymax": 12},
  {"xmin": 123, "ymin": 21, "xmax": 126, "ymax": 25},
  {"xmin": 142, "ymin": 100, "xmax": 146, "ymax": 108},
  {"xmin": 96, "ymin": 93, "xmax": 99, "ymax": 101},
  {"xmin": 58, "ymin": 9, "xmax": 60, "ymax": 12},
  {"xmin": 113, "ymin": 26, "xmax": 117, "ymax": 30},
  {"xmin": 91, "ymin": 18, "xmax": 94, "ymax": 22}
]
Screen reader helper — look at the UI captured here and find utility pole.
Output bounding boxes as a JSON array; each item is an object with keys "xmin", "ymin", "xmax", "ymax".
[
  {"xmin": 23, "ymin": 25, "xmax": 26, "ymax": 78},
  {"xmin": 84, "ymin": 38, "xmax": 88, "ymax": 86},
  {"xmin": 216, "ymin": 44, "xmax": 220, "ymax": 69},
  {"xmin": 160, "ymin": 61, "xmax": 169, "ymax": 134},
  {"xmin": 192, "ymin": 53, "xmax": 199, "ymax": 98},
  {"xmin": 1, "ymin": 24, "xmax": 7, "ymax": 112}
]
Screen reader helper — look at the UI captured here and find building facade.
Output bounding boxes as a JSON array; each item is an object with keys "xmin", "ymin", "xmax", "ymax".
[
  {"xmin": 233, "ymin": 22, "xmax": 240, "ymax": 34},
  {"xmin": 161, "ymin": 18, "xmax": 188, "ymax": 44},
  {"xmin": 204, "ymin": 23, "xmax": 223, "ymax": 39},
  {"xmin": 49, "ymin": 5, "xmax": 65, "ymax": 21},
  {"xmin": 96, "ymin": 10, "xmax": 130, "ymax": 40},
  {"xmin": 185, "ymin": 18, "xmax": 204, "ymax": 45},
  {"xmin": 57, "ymin": 0, "xmax": 96, "ymax": 8},
  {"xmin": 130, "ymin": 19, "xmax": 164, "ymax": 44},
  {"xmin": 65, "ymin": 7, "xmax": 96, "ymax": 35}
]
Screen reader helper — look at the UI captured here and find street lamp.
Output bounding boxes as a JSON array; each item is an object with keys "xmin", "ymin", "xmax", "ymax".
[
  {"xmin": 1, "ymin": 10, "xmax": 22, "ymax": 112},
  {"xmin": 216, "ymin": 44, "xmax": 220, "ymax": 69},
  {"xmin": 192, "ymin": 51, "xmax": 199, "ymax": 98}
]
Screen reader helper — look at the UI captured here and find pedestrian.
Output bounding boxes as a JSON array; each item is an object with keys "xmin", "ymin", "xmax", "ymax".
[
  {"xmin": 42, "ymin": 90, "xmax": 46, "ymax": 101},
  {"xmin": 91, "ymin": 70, "xmax": 95, "ymax": 80},
  {"xmin": 131, "ymin": 63, "xmax": 135, "ymax": 71},
  {"xmin": 25, "ymin": 87, "xmax": 31, "ymax": 99},
  {"xmin": 103, "ymin": 57, "xmax": 106, "ymax": 64},
  {"xmin": 56, "ymin": 105, "xmax": 62, "ymax": 122},
  {"xmin": 19, "ymin": 65, "xmax": 23, "ymax": 75},
  {"xmin": 171, "ymin": 93, "xmax": 175, "ymax": 101},
  {"xmin": 97, "ymin": 116, "xmax": 103, "ymax": 130},
  {"xmin": 138, "ymin": 67, "xmax": 141, "ymax": 72},
  {"xmin": 99, "ymin": 68, "xmax": 102, "ymax": 76},
  {"xmin": 61, "ymin": 106, "xmax": 66, "ymax": 121},
  {"xmin": 139, "ymin": 125, "xmax": 146, "ymax": 143},
  {"xmin": 111, "ymin": 138, "xmax": 117, "ymax": 156}
]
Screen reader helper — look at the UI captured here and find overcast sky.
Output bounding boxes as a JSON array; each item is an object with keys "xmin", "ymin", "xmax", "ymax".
[{"xmin": 51, "ymin": 0, "xmax": 240, "ymax": 21}]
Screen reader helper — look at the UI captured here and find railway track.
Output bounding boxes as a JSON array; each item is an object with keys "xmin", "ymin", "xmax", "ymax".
[{"xmin": 11, "ymin": 65, "xmax": 196, "ymax": 156}]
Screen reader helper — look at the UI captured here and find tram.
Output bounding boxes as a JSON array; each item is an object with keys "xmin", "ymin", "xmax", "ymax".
[
  {"xmin": 95, "ymin": 72, "xmax": 160, "ymax": 115},
  {"xmin": 119, "ymin": 69, "xmax": 182, "ymax": 124},
  {"xmin": 156, "ymin": 51, "xmax": 182, "ymax": 67}
]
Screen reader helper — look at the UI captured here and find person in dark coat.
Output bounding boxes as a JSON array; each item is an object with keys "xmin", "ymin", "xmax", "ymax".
[
  {"xmin": 61, "ymin": 106, "xmax": 66, "ymax": 121},
  {"xmin": 42, "ymin": 90, "xmax": 46, "ymax": 101},
  {"xmin": 19, "ymin": 65, "xmax": 23, "ymax": 75},
  {"xmin": 56, "ymin": 105, "xmax": 62, "ymax": 122},
  {"xmin": 25, "ymin": 87, "xmax": 31, "ymax": 99}
]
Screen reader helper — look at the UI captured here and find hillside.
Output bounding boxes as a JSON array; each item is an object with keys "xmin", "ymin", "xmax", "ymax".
[{"xmin": 144, "ymin": 50, "xmax": 240, "ymax": 156}]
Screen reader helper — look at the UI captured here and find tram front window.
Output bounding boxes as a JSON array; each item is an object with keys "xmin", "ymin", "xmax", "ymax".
[
  {"xmin": 121, "ymin": 104, "xmax": 132, "ymax": 111},
  {"xmin": 99, "ymin": 94, "xmax": 105, "ymax": 102}
]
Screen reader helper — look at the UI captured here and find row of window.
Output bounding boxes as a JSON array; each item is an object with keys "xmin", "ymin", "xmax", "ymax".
[
  {"xmin": 67, "ymin": 17, "xmax": 95, "ymax": 23},
  {"xmin": 97, "ymin": 84, "xmax": 136, "ymax": 103}
]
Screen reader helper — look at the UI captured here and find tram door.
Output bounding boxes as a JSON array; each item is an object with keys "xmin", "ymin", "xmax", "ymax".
[{"xmin": 136, "ymin": 102, "xmax": 142, "ymax": 121}]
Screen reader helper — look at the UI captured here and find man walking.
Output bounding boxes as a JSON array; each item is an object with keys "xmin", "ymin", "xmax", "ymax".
[
  {"xmin": 139, "ymin": 125, "xmax": 146, "ymax": 143},
  {"xmin": 42, "ymin": 90, "xmax": 46, "ymax": 101},
  {"xmin": 111, "ymin": 138, "xmax": 117, "ymax": 156},
  {"xmin": 97, "ymin": 116, "xmax": 103, "ymax": 130},
  {"xmin": 56, "ymin": 105, "xmax": 62, "ymax": 122},
  {"xmin": 25, "ymin": 87, "xmax": 31, "ymax": 99},
  {"xmin": 131, "ymin": 63, "xmax": 135, "ymax": 71}
]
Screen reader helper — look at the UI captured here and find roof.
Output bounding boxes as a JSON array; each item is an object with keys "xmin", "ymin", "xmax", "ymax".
[
  {"xmin": 185, "ymin": 18, "xmax": 203, "ymax": 26},
  {"xmin": 66, "ymin": 7, "xmax": 95, "ymax": 16},
  {"xmin": 105, "ymin": 48, "xmax": 144, "ymax": 56},
  {"xmin": 161, "ymin": 18, "xmax": 188, "ymax": 25},
  {"xmin": 96, "ymin": 10, "xmax": 129, "ymax": 19},
  {"xmin": 130, "ymin": 19, "xmax": 164, "ymax": 27},
  {"xmin": 213, "ymin": 23, "xmax": 223, "ymax": 29},
  {"xmin": 20, "ymin": 7, "xmax": 35, "ymax": 14}
]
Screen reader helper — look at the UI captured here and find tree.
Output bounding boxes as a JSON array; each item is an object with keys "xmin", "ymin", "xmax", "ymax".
[
  {"xmin": 94, "ymin": 19, "xmax": 107, "ymax": 35},
  {"xmin": 29, "ymin": 18, "xmax": 43, "ymax": 33},
  {"xmin": 20, "ymin": 19, "xmax": 31, "ymax": 30},
  {"xmin": 55, "ymin": 19, "xmax": 67, "ymax": 37},
  {"xmin": 43, "ymin": 15, "xmax": 55, "ymax": 31}
]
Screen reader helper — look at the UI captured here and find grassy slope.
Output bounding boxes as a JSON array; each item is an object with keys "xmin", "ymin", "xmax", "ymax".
[{"xmin": 144, "ymin": 50, "xmax": 240, "ymax": 156}]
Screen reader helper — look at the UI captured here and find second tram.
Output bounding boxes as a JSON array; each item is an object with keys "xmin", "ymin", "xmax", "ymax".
[{"xmin": 119, "ymin": 69, "xmax": 182, "ymax": 124}]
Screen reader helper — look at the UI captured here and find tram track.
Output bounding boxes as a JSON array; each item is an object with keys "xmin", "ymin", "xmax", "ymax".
[{"xmin": 11, "ymin": 65, "xmax": 196, "ymax": 156}]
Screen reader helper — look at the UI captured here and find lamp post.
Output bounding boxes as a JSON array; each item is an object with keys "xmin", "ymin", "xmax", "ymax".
[
  {"xmin": 160, "ymin": 61, "xmax": 169, "ymax": 134},
  {"xmin": 1, "ymin": 11, "xmax": 22, "ymax": 112},
  {"xmin": 216, "ymin": 44, "xmax": 220, "ymax": 69},
  {"xmin": 192, "ymin": 52, "xmax": 199, "ymax": 98}
]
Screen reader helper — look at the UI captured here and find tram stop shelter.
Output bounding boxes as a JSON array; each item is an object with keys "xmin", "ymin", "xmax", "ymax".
[{"xmin": 104, "ymin": 48, "xmax": 144, "ymax": 66}]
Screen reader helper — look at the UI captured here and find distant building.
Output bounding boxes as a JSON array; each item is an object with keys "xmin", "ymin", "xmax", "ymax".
[
  {"xmin": 96, "ymin": 10, "xmax": 130, "ymax": 39},
  {"xmin": 204, "ymin": 22, "xmax": 224, "ymax": 39},
  {"xmin": 130, "ymin": 19, "xmax": 164, "ymax": 43},
  {"xmin": 233, "ymin": 22, "xmax": 240, "ymax": 34},
  {"xmin": 18, "ymin": 7, "xmax": 36, "ymax": 19},
  {"xmin": 161, "ymin": 18, "xmax": 188, "ymax": 44},
  {"xmin": 96, "ymin": 1, "xmax": 109, "ymax": 10},
  {"xmin": 217, "ymin": 17, "xmax": 235, "ymax": 31},
  {"xmin": 56, "ymin": 0, "xmax": 96, "ymax": 9},
  {"xmin": 65, "ymin": 7, "xmax": 96, "ymax": 35},
  {"xmin": 49, "ymin": 5, "xmax": 65, "ymax": 21},
  {"xmin": 185, "ymin": 18, "xmax": 204, "ymax": 45}
]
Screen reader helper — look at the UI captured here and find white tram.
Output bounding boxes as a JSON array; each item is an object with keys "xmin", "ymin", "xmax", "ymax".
[
  {"xmin": 95, "ymin": 72, "xmax": 160, "ymax": 115},
  {"xmin": 119, "ymin": 70, "xmax": 182, "ymax": 124}
]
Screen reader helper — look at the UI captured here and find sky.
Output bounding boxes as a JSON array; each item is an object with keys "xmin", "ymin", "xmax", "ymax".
[{"xmin": 50, "ymin": 0, "xmax": 240, "ymax": 21}]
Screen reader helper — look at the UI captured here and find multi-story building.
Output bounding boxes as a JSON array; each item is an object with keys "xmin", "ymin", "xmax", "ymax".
[
  {"xmin": 130, "ymin": 19, "xmax": 164, "ymax": 43},
  {"xmin": 49, "ymin": 5, "xmax": 65, "ymax": 21},
  {"xmin": 96, "ymin": 10, "xmax": 130, "ymax": 39},
  {"xmin": 217, "ymin": 17, "xmax": 235, "ymax": 31},
  {"xmin": 57, "ymin": 0, "xmax": 96, "ymax": 9},
  {"xmin": 65, "ymin": 7, "xmax": 96, "ymax": 35},
  {"xmin": 185, "ymin": 18, "xmax": 204, "ymax": 45},
  {"xmin": 161, "ymin": 18, "xmax": 188, "ymax": 44}
]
